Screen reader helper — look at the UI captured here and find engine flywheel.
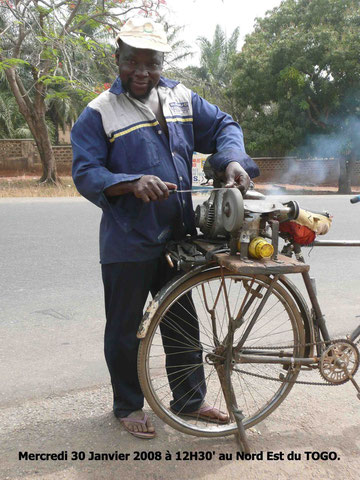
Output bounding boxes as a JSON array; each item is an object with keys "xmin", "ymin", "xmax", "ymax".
[{"xmin": 222, "ymin": 189, "xmax": 244, "ymax": 234}]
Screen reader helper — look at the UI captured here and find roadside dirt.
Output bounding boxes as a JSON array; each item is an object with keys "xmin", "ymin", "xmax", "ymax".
[{"xmin": 1, "ymin": 372, "xmax": 359, "ymax": 480}]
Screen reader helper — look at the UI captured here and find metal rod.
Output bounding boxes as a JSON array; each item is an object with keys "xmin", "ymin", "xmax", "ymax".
[
  {"xmin": 235, "ymin": 275, "xmax": 280, "ymax": 351},
  {"xmin": 302, "ymin": 271, "xmax": 331, "ymax": 342},
  {"xmin": 223, "ymin": 324, "xmax": 250, "ymax": 453},
  {"xmin": 234, "ymin": 283, "xmax": 262, "ymax": 325},
  {"xmin": 270, "ymin": 220, "xmax": 279, "ymax": 260},
  {"xmin": 304, "ymin": 240, "xmax": 360, "ymax": 247},
  {"xmin": 201, "ymin": 283, "xmax": 221, "ymax": 347},
  {"xmin": 350, "ymin": 325, "xmax": 360, "ymax": 343},
  {"xmin": 170, "ymin": 187, "xmax": 225, "ymax": 194},
  {"xmin": 240, "ymin": 349, "xmax": 304, "ymax": 357},
  {"xmin": 235, "ymin": 354, "xmax": 317, "ymax": 365}
]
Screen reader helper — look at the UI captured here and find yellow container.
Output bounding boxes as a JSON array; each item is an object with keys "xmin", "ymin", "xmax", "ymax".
[{"xmin": 245, "ymin": 237, "xmax": 274, "ymax": 259}]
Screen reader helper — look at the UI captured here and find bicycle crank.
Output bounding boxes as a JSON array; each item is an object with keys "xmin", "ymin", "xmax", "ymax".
[{"xmin": 319, "ymin": 340, "xmax": 360, "ymax": 398}]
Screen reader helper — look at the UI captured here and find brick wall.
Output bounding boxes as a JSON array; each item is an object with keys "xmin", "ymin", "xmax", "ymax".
[
  {"xmin": 0, "ymin": 139, "xmax": 36, "ymax": 170},
  {"xmin": 0, "ymin": 139, "xmax": 72, "ymax": 170},
  {"xmin": 0, "ymin": 139, "xmax": 359, "ymax": 186},
  {"xmin": 52, "ymin": 145, "xmax": 73, "ymax": 163},
  {"xmin": 255, "ymin": 157, "xmax": 342, "ymax": 185},
  {"xmin": 0, "ymin": 139, "xmax": 26, "ymax": 157},
  {"xmin": 30, "ymin": 145, "xmax": 73, "ymax": 164}
]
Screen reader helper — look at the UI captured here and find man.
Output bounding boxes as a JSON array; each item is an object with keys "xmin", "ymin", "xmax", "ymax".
[{"xmin": 71, "ymin": 17, "xmax": 259, "ymax": 439}]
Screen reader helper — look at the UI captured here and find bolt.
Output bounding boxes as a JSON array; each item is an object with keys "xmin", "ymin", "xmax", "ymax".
[{"xmin": 223, "ymin": 203, "xmax": 230, "ymax": 216}]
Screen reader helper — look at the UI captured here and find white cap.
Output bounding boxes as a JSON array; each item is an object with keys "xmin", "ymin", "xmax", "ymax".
[{"xmin": 116, "ymin": 17, "xmax": 172, "ymax": 53}]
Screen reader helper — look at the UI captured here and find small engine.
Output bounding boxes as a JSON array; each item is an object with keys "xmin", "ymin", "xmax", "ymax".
[{"xmin": 195, "ymin": 188, "xmax": 300, "ymax": 258}]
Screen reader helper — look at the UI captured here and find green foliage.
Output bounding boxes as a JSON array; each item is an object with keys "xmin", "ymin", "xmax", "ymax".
[
  {"xmin": 0, "ymin": 58, "xmax": 30, "ymax": 71},
  {"xmin": 175, "ymin": 25, "xmax": 240, "ymax": 119},
  {"xmin": 0, "ymin": 96, "xmax": 31, "ymax": 139},
  {"xmin": 197, "ymin": 25, "xmax": 239, "ymax": 86},
  {"xmin": 231, "ymin": 0, "xmax": 360, "ymax": 157},
  {"xmin": 0, "ymin": 74, "xmax": 30, "ymax": 138},
  {"xmin": 0, "ymin": 0, "xmax": 184, "ymax": 148},
  {"xmin": 39, "ymin": 76, "xmax": 67, "ymax": 86}
]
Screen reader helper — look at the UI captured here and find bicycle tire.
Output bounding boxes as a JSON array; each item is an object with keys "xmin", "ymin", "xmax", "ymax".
[{"xmin": 138, "ymin": 268, "xmax": 305, "ymax": 437}]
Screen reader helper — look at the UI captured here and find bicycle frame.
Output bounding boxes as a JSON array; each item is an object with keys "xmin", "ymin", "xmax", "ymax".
[
  {"xmin": 137, "ymin": 195, "xmax": 360, "ymax": 453},
  {"xmin": 201, "ymin": 236, "xmax": 360, "ymax": 429},
  {"xmin": 301, "ymin": 240, "xmax": 360, "ymax": 346}
]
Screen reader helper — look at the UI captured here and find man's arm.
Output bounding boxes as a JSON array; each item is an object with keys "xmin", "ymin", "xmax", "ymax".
[
  {"xmin": 71, "ymin": 107, "xmax": 142, "ymax": 209},
  {"xmin": 71, "ymin": 107, "xmax": 176, "ymax": 205},
  {"xmin": 191, "ymin": 92, "xmax": 259, "ymax": 192}
]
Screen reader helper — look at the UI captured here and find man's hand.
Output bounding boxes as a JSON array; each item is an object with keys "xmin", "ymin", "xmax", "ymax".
[
  {"xmin": 104, "ymin": 175, "xmax": 177, "ymax": 201},
  {"xmin": 131, "ymin": 175, "xmax": 177, "ymax": 203},
  {"xmin": 224, "ymin": 162, "xmax": 250, "ymax": 193}
]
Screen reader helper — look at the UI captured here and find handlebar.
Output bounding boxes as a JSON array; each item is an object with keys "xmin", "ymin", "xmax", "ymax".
[{"xmin": 350, "ymin": 195, "xmax": 360, "ymax": 204}]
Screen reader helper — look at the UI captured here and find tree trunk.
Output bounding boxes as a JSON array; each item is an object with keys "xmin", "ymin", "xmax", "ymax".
[
  {"xmin": 33, "ymin": 111, "xmax": 59, "ymax": 184},
  {"xmin": 3, "ymin": 66, "xmax": 60, "ymax": 185},
  {"xmin": 338, "ymin": 154, "xmax": 354, "ymax": 194}
]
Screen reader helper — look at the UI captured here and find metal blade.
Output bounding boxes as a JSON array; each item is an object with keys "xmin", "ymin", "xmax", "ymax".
[{"xmin": 170, "ymin": 187, "xmax": 225, "ymax": 194}]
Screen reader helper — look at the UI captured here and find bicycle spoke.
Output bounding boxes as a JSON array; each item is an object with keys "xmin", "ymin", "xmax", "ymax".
[{"xmin": 139, "ymin": 270, "xmax": 304, "ymax": 436}]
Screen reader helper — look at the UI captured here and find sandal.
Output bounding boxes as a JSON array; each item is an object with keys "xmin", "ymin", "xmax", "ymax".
[
  {"xmin": 120, "ymin": 413, "xmax": 156, "ymax": 439},
  {"xmin": 171, "ymin": 404, "xmax": 230, "ymax": 424}
]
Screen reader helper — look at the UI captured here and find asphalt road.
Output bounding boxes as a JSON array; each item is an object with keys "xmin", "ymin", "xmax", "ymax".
[
  {"xmin": 1, "ymin": 194, "xmax": 360, "ymax": 480},
  {"xmin": 1, "ymin": 195, "xmax": 360, "ymax": 408}
]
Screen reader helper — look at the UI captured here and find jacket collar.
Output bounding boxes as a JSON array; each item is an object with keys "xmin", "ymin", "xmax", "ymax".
[{"xmin": 109, "ymin": 76, "xmax": 179, "ymax": 95}]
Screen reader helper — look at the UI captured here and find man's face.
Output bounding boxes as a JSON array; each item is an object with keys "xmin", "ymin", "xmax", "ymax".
[{"xmin": 116, "ymin": 42, "xmax": 164, "ymax": 100}]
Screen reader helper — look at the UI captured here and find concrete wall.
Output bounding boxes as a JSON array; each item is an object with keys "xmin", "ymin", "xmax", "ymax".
[{"xmin": 1, "ymin": 139, "xmax": 359, "ymax": 186}]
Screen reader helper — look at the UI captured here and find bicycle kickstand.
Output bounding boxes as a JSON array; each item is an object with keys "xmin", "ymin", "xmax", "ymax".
[
  {"xmin": 232, "ymin": 408, "xmax": 250, "ymax": 454},
  {"xmin": 224, "ymin": 343, "xmax": 250, "ymax": 453},
  {"xmin": 215, "ymin": 362, "xmax": 251, "ymax": 453}
]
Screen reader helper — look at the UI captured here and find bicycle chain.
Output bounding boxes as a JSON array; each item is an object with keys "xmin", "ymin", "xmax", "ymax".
[
  {"xmin": 232, "ymin": 338, "xmax": 357, "ymax": 387},
  {"xmin": 236, "ymin": 337, "xmax": 350, "ymax": 351},
  {"xmin": 233, "ymin": 367, "xmax": 333, "ymax": 386}
]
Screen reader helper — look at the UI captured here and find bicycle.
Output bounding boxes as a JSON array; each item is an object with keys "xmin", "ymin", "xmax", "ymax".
[{"xmin": 136, "ymin": 188, "xmax": 360, "ymax": 452}]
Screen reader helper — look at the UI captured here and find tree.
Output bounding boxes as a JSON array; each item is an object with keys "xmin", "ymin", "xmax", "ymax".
[
  {"xmin": 0, "ymin": 74, "xmax": 32, "ymax": 138},
  {"xmin": 197, "ymin": 25, "xmax": 239, "ymax": 87},
  {"xmin": 0, "ymin": 0, "xmax": 166, "ymax": 184},
  {"xmin": 183, "ymin": 25, "xmax": 240, "ymax": 118},
  {"xmin": 231, "ymin": 0, "xmax": 360, "ymax": 192}
]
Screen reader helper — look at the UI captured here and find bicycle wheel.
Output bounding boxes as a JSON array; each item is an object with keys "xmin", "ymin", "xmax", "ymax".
[{"xmin": 138, "ymin": 268, "xmax": 305, "ymax": 437}]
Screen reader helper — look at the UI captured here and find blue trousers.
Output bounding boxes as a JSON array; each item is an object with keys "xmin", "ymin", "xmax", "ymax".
[{"xmin": 101, "ymin": 257, "xmax": 206, "ymax": 418}]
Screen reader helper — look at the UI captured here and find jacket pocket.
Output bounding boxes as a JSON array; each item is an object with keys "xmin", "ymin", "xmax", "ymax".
[{"xmin": 117, "ymin": 128, "xmax": 160, "ymax": 173}]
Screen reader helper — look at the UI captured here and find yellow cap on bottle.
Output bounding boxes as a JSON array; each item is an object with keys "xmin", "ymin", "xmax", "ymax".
[{"xmin": 248, "ymin": 237, "xmax": 274, "ymax": 259}]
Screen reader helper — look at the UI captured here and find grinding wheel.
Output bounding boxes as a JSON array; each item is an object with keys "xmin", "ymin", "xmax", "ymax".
[{"xmin": 222, "ymin": 189, "xmax": 244, "ymax": 233}]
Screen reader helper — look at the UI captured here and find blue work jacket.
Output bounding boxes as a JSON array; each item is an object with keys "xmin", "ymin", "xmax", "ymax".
[{"xmin": 71, "ymin": 76, "xmax": 259, "ymax": 263}]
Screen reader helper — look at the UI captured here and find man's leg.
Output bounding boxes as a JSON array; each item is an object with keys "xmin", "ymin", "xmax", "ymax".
[
  {"xmin": 150, "ymin": 259, "xmax": 206, "ymax": 413},
  {"xmin": 101, "ymin": 260, "xmax": 158, "ymax": 419}
]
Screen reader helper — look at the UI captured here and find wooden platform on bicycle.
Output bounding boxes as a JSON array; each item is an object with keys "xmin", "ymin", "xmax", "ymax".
[{"xmin": 194, "ymin": 240, "xmax": 310, "ymax": 275}]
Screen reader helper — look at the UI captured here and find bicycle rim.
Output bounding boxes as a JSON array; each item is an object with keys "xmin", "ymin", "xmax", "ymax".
[{"xmin": 138, "ymin": 269, "xmax": 305, "ymax": 437}]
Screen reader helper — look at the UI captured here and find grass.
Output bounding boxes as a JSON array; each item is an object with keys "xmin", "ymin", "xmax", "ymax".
[{"xmin": 0, "ymin": 176, "xmax": 81, "ymax": 198}]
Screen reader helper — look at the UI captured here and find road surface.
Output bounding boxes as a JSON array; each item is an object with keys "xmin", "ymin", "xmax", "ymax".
[{"xmin": 0, "ymin": 195, "xmax": 359, "ymax": 480}]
